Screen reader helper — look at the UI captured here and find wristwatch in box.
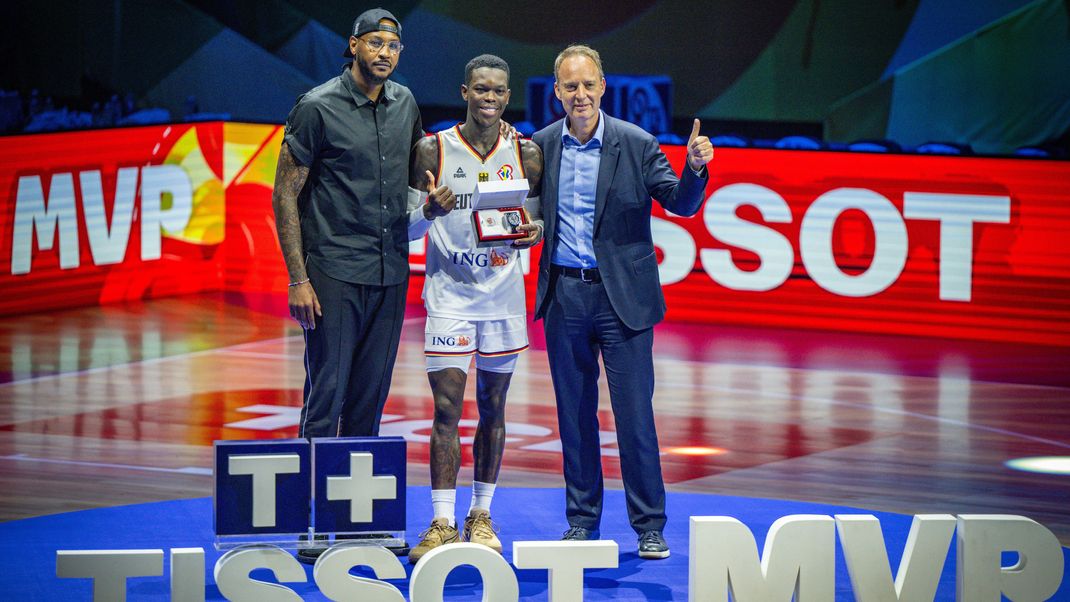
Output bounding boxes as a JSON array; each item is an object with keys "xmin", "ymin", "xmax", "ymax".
[
  {"xmin": 472, "ymin": 207, "xmax": 529, "ymax": 245},
  {"xmin": 470, "ymin": 179, "xmax": 530, "ymax": 247}
]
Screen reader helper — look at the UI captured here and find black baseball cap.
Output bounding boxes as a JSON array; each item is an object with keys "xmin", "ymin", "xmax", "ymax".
[{"xmin": 342, "ymin": 8, "xmax": 402, "ymax": 58}]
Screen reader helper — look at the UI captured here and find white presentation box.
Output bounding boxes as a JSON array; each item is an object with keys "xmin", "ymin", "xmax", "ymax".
[{"xmin": 471, "ymin": 179, "xmax": 530, "ymax": 246}]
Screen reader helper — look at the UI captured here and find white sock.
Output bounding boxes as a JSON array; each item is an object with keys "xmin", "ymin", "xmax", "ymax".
[
  {"xmin": 431, "ymin": 489, "xmax": 456, "ymax": 527},
  {"xmin": 469, "ymin": 481, "xmax": 496, "ymax": 514}
]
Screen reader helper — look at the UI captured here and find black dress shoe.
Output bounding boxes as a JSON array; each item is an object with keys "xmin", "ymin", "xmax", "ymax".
[
  {"xmin": 561, "ymin": 526, "xmax": 600, "ymax": 541},
  {"xmin": 296, "ymin": 534, "xmax": 328, "ymax": 565},
  {"xmin": 637, "ymin": 530, "xmax": 670, "ymax": 559},
  {"xmin": 296, "ymin": 546, "xmax": 326, "ymax": 565},
  {"xmin": 335, "ymin": 533, "xmax": 411, "ymax": 557},
  {"xmin": 295, "ymin": 533, "xmax": 411, "ymax": 564}
]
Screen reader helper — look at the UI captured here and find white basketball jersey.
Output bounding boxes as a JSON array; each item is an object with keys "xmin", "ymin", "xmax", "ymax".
[{"xmin": 423, "ymin": 125, "xmax": 527, "ymax": 320}]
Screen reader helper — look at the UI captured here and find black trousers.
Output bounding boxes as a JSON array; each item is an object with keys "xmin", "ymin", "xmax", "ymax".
[
  {"xmin": 543, "ymin": 273, "xmax": 667, "ymax": 534},
  {"xmin": 299, "ymin": 260, "xmax": 407, "ymax": 438}
]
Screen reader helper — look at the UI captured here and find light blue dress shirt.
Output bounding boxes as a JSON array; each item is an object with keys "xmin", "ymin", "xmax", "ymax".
[{"xmin": 552, "ymin": 111, "xmax": 606, "ymax": 269}]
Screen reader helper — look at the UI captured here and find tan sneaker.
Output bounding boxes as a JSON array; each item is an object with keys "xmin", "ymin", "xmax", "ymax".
[
  {"xmin": 462, "ymin": 509, "xmax": 502, "ymax": 554},
  {"xmin": 408, "ymin": 517, "xmax": 459, "ymax": 563}
]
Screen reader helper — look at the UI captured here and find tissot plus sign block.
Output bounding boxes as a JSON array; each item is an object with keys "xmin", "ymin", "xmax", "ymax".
[{"xmin": 312, "ymin": 437, "xmax": 406, "ymax": 533}]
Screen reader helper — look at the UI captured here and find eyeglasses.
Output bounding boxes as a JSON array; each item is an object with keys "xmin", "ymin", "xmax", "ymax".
[{"xmin": 359, "ymin": 37, "xmax": 403, "ymax": 54}]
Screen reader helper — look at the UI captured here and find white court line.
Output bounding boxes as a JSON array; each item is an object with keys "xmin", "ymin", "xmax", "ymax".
[
  {"xmin": 226, "ymin": 351, "xmax": 305, "ymax": 361},
  {"xmin": 2, "ymin": 317, "xmax": 428, "ymax": 388},
  {"xmin": 4, "ymin": 320, "xmax": 1066, "ymax": 451},
  {"xmin": 1, "ymin": 335, "xmax": 300, "ymax": 387},
  {"xmin": 0, "ymin": 453, "xmax": 212, "ymax": 475},
  {"xmin": 653, "ymin": 378, "xmax": 1070, "ymax": 450}
]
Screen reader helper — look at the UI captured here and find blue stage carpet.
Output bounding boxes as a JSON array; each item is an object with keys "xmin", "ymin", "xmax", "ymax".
[{"xmin": 1, "ymin": 487, "xmax": 1067, "ymax": 600}]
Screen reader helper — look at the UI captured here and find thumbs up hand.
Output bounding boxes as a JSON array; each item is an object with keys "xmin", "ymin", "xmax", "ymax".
[
  {"xmin": 686, "ymin": 118, "xmax": 714, "ymax": 172},
  {"xmin": 423, "ymin": 170, "xmax": 456, "ymax": 220}
]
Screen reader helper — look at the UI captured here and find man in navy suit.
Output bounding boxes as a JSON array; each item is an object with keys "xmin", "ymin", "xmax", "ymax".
[{"xmin": 532, "ymin": 44, "xmax": 713, "ymax": 559}]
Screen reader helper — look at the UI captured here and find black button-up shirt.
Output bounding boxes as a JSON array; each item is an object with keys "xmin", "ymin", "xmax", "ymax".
[{"xmin": 283, "ymin": 66, "xmax": 423, "ymax": 286}]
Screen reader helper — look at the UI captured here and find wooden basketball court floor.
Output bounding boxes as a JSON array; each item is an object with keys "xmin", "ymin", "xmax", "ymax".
[{"xmin": 1, "ymin": 292, "xmax": 1068, "ymax": 544}]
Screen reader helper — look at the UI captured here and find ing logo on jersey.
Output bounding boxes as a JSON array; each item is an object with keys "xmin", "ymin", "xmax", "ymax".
[
  {"xmin": 430, "ymin": 335, "xmax": 472, "ymax": 347},
  {"xmin": 489, "ymin": 249, "xmax": 509, "ymax": 267},
  {"xmin": 497, "ymin": 165, "xmax": 514, "ymax": 180}
]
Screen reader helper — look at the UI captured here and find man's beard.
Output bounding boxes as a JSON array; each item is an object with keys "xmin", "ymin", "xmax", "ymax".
[{"xmin": 356, "ymin": 56, "xmax": 389, "ymax": 86}]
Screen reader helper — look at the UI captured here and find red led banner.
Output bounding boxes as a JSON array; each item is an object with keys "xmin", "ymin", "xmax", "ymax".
[
  {"xmin": 0, "ymin": 122, "xmax": 287, "ymax": 315},
  {"xmin": 2, "ymin": 125, "xmax": 1069, "ymax": 345},
  {"xmin": 647, "ymin": 147, "xmax": 1070, "ymax": 346},
  {"xmin": 408, "ymin": 147, "xmax": 1070, "ymax": 346}
]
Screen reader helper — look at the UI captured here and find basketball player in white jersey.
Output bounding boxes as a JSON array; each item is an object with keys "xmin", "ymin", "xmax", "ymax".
[{"xmin": 407, "ymin": 54, "xmax": 543, "ymax": 563}]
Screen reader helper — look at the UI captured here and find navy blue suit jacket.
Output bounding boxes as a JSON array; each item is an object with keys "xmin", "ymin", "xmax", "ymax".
[{"xmin": 532, "ymin": 115, "xmax": 708, "ymax": 331}]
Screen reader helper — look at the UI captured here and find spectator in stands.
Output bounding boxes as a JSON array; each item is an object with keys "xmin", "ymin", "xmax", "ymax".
[{"xmin": 183, "ymin": 95, "xmax": 200, "ymax": 120}]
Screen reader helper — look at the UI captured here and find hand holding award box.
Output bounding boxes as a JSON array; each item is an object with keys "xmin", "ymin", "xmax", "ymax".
[{"xmin": 471, "ymin": 179, "xmax": 530, "ymax": 246}]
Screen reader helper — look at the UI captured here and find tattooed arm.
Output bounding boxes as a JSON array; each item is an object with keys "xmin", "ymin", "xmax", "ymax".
[
  {"xmin": 407, "ymin": 135, "xmax": 457, "ymax": 240},
  {"xmin": 272, "ymin": 142, "xmax": 321, "ymax": 330}
]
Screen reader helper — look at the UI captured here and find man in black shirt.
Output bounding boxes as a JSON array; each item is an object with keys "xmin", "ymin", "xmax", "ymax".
[{"xmin": 273, "ymin": 8, "xmax": 454, "ymax": 440}]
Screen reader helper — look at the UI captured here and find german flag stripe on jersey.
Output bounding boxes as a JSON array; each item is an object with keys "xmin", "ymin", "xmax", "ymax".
[
  {"xmin": 477, "ymin": 344, "xmax": 529, "ymax": 357},
  {"xmin": 434, "ymin": 130, "xmax": 445, "ymax": 185},
  {"xmin": 513, "ymin": 139, "xmax": 526, "ymax": 179},
  {"xmin": 454, "ymin": 125, "xmax": 502, "ymax": 163},
  {"xmin": 425, "ymin": 349, "xmax": 478, "ymax": 357}
]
